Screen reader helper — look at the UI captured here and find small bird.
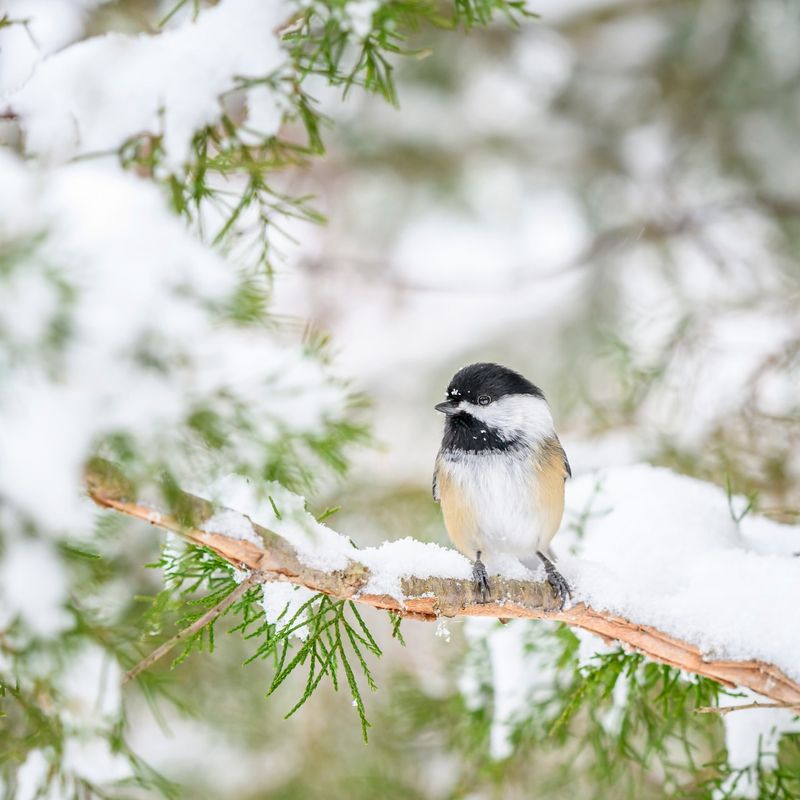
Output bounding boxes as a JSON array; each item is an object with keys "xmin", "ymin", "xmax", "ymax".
[{"xmin": 432, "ymin": 362, "xmax": 571, "ymax": 607}]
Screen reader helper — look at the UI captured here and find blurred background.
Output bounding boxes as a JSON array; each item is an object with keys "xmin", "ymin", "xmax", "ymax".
[
  {"xmin": 4, "ymin": 0, "xmax": 800, "ymax": 797},
  {"xmin": 271, "ymin": 0, "xmax": 800, "ymax": 517}
]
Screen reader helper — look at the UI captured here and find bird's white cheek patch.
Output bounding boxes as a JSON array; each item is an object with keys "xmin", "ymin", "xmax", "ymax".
[{"xmin": 460, "ymin": 395, "xmax": 554, "ymax": 442}]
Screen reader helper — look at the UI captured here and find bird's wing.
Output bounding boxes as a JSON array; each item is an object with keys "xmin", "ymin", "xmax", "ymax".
[
  {"xmin": 553, "ymin": 435, "xmax": 571, "ymax": 479},
  {"xmin": 432, "ymin": 454, "xmax": 441, "ymax": 502},
  {"xmin": 536, "ymin": 440, "xmax": 568, "ymax": 548}
]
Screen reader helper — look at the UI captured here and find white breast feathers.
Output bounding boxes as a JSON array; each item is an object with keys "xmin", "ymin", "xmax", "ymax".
[{"xmin": 439, "ymin": 447, "xmax": 557, "ymax": 559}]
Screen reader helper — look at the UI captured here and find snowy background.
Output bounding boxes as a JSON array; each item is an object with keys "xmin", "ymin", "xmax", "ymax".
[{"xmin": 1, "ymin": 0, "xmax": 799, "ymax": 798}]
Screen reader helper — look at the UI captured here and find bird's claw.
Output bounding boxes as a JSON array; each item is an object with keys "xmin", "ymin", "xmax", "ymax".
[
  {"xmin": 546, "ymin": 568, "xmax": 571, "ymax": 609},
  {"xmin": 537, "ymin": 550, "xmax": 571, "ymax": 610},
  {"xmin": 472, "ymin": 553, "xmax": 491, "ymax": 604}
]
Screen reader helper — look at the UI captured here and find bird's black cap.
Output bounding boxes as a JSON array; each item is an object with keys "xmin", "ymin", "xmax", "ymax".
[{"xmin": 445, "ymin": 362, "xmax": 545, "ymax": 403}]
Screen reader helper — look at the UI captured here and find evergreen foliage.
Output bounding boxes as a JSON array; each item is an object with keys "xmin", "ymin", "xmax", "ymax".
[{"xmin": 0, "ymin": 1, "xmax": 798, "ymax": 798}]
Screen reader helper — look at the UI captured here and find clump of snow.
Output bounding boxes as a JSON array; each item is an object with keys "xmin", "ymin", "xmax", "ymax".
[
  {"xmin": 359, "ymin": 537, "xmax": 472, "ymax": 600},
  {"xmin": 304, "ymin": 0, "xmax": 379, "ymax": 41},
  {"xmin": 0, "ymin": 0, "xmax": 110, "ymax": 95},
  {"xmin": 241, "ymin": 84, "xmax": 290, "ymax": 145},
  {"xmin": 344, "ymin": 0, "xmax": 380, "ymax": 39},
  {"xmin": 198, "ymin": 474, "xmax": 354, "ymax": 573},
  {"xmin": 261, "ymin": 582, "xmax": 316, "ymax": 640},
  {"xmin": 481, "ymin": 552, "xmax": 536, "ymax": 581},
  {"xmin": 560, "ymin": 464, "xmax": 800, "ymax": 681},
  {"xmin": 200, "ymin": 476, "xmax": 474, "ymax": 603},
  {"xmin": 9, "ymin": 0, "xmax": 287, "ymax": 167},
  {"xmin": 201, "ymin": 509, "xmax": 262, "ymax": 547}
]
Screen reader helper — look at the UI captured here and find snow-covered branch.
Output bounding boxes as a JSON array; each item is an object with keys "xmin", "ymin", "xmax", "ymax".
[{"xmin": 85, "ymin": 459, "xmax": 800, "ymax": 708}]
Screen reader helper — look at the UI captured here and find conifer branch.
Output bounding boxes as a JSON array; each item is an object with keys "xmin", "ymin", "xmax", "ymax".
[
  {"xmin": 124, "ymin": 570, "xmax": 264, "ymax": 683},
  {"xmin": 85, "ymin": 458, "xmax": 800, "ymax": 708}
]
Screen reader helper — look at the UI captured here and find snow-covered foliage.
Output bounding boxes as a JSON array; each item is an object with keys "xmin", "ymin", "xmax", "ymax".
[
  {"xmin": 9, "ymin": 0, "xmax": 287, "ymax": 166},
  {"xmin": 1, "ymin": 0, "xmax": 798, "ymax": 798},
  {"xmin": 0, "ymin": 0, "xmax": 111, "ymax": 95},
  {"xmin": 0, "ymin": 154, "xmax": 350, "ymax": 534},
  {"xmin": 0, "ymin": 0, "xmax": 399, "ymax": 793}
]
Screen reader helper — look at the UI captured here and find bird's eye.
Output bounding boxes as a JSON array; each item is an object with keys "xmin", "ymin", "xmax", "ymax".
[{"xmin": 478, "ymin": 395, "xmax": 491, "ymax": 406}]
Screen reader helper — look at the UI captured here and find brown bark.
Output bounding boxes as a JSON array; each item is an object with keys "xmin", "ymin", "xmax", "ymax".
[{"xmin": 84, "ymin": 459, "xmax": 800, "ymax": 707}]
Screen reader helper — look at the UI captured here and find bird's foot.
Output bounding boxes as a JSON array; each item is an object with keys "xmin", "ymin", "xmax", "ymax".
[
  {"xmin": 537, "ymin": 550, "xmax": 571, "ymax": 610},
  {"xmin": 472, "ymin": 552, "xmax": 491, "ymax": 604}
]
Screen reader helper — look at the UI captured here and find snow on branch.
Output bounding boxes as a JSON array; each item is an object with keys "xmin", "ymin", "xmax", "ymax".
[
  {"xmin": 7, "ymin": 0, "xmax": 287, "ymax": 166},
  {"xmin": 84, "ymin": 459, "xmax": 800, "ymax": 707}
]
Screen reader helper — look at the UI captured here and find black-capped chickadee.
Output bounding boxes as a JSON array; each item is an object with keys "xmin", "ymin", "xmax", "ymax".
[{"xmin": 433, "ymin": 363, "xmax": 571, "ymax": 607}]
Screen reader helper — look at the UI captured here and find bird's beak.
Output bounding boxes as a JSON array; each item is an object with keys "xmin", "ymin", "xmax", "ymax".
[{"xmin": 435, "ymin": 400, "xmax": 459, "ymax": 415}]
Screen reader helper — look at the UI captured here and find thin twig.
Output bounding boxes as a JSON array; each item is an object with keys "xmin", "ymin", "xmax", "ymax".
[
  {"xmin": 124, "ymin": 570, "xmax": 263, "ymax": 684},
  {"xmin": 695, "ymin": 701, "xmax": 800, "ymax": 716}
]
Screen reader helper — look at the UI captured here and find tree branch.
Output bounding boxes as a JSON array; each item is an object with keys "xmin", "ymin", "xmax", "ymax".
[
  {"xmin": 124, "ymin": 570, "xmax": 264, "ymax": 684},
  {"xmin": 695, "ymin": 701, "xmax": 800, "ymax": 716},
  {"xmin": 84, "ymin": 459, "xmax": 800, "ymax": 707}
]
